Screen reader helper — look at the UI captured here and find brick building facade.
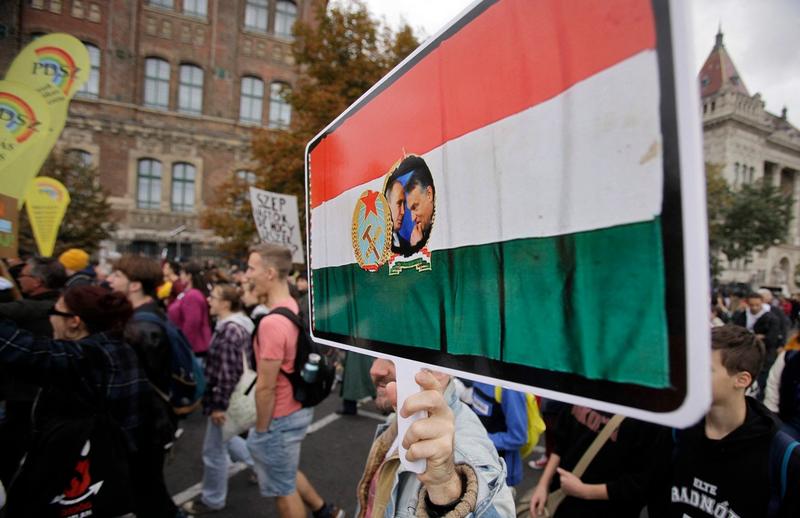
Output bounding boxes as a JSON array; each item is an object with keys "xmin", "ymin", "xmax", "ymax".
[
  {"xmin": 0, "ymin": 0, "xmax": 323, "ymax": 259},
  {"xmin": 699, "ymin": 30, "xmax": 800, "ymax": 291}
]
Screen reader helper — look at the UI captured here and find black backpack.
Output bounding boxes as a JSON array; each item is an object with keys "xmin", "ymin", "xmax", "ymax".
[
  {"xmin": 255, "ymin": 307, "xmax": 336, "ymax": 408},
  {"xmin": 132, "ymin": 312, "xmax": 206, "ymax": 416},
  {"xmin": 779, "ymin": 350, "xmax": 800, "ymax": 434}
]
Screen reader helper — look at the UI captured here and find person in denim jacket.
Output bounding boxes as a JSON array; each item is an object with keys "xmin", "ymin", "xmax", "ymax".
[{"xmin": 355, "ymin": 359, "xmax": 515, "ymax": 518}]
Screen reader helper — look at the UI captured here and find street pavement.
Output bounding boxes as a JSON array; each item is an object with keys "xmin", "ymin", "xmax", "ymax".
[{"xmin": 166, "ymin": 391, "xmax": 543, "ymax": 517}]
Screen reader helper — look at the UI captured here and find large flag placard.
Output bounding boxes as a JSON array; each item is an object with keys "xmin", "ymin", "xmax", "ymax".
[
  {"xmin": 250, "ymin": 187, "xmax": 305, "ymax": 264},
  {"xmin": 306, "ymin": 0, "xmax": 708, "ymax": 426}
]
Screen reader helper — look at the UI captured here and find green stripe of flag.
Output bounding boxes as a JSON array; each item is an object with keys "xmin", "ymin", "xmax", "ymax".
[{"xmin": 312, "ymin": 219, "xmax": 669, "ymax": 388}]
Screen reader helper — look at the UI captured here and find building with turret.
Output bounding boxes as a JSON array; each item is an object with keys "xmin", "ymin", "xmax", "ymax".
[{"xmin": 700, "ymin": 29, "xmax": 800, "ymax": 291}]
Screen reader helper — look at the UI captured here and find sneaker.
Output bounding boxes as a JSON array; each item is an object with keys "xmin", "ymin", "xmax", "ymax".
[
  {"xmin": 182, "ymin": 498, "xmax": 221, "ymax": 515},
  {"xmin": 315, "ymin": 503, "xmax": 345, "ymax": 518},
  {"xmin": 528, "ymin": 454, "xmax": 549, "ymax": 470}
]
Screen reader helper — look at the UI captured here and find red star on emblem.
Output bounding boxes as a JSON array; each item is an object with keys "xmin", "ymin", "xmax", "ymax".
[{"xmin": 360, "ymin": 190, "xmax": 379, "ymax": 218}]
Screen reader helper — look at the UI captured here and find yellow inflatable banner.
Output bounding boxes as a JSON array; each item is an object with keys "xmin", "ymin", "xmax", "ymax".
[
  {"xmin": 3, "ymin": 34, "xmax": 89, "ymax": 206},
  {"xmin": 24, "ymin": 176, "xmax": 70, "ymax": 257},
  {"xmin": 0, "ymin": 80, "xmax": 52, "ymax": 178}
]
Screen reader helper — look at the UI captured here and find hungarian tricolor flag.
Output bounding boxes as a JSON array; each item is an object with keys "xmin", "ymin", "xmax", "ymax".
[{"xmin": 308, "ymin": 0, "xmax": 679, "ymax": 393}]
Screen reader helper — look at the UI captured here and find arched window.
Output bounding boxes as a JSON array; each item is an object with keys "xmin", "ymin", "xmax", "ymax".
[
  {"xmin": 268, "ymin": 81, "xmax": 291, "ymax": 129},
  {"xmin": 172, "ymin": 163, "xmax": 196, "ymax": 212},
  {"xmin": 183, "ymin": 0, "xmax": 206, "ymax": 17},
  {"xmin": 236, "ymin": 170, "xmax": 256, "ymax": 184},
  {"xmin": 77, "ymin": 43, "xmax": 100, "ymax": 98},
  {"xmin": 178, "ymin": 64, "xmax": 203, "ymax": 115},
  {"xmin": 66, "ymin": 149, "xmax": 92, "ymax": 168},
  {"xmin": 245, "ymin": 0, "xmax": 268, "ymax": 32},
  {"xmin": 144, "ymin": 57, "xmax": 170, "ymax": 109},
  {"xmin": 240, "ymin": 76, "xmax": 264, "ymax": 124},
  {"xmin": 137, "ymin": 159, "xmax": 162, "ymax": 209},
  {"xmin": 275, "ymin": 0, "xmax": 297, "ymax": 39}
]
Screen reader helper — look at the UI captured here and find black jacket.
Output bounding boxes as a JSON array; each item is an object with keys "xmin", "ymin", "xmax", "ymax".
[
  {"xmin": 650, "ymin": 397, "xmax": 800, "ymax": 518},
  {"xmin": 550, "ymin": 405, "xmax": 661, "ymax": 517},
  {"xmin": 732, "ymin": 309, "xmax": 781, "ymax": 350}
]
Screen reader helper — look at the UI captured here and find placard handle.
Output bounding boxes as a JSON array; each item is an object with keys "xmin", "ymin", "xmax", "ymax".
[{"xmin": 395, "ymin": 359, "xmax": 427, "ymax": 474}]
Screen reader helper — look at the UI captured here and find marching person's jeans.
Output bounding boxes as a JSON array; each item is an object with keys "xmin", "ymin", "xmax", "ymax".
[{"xmin": 201, "ymin": 417, "xmax": 255, "ymax": 509}]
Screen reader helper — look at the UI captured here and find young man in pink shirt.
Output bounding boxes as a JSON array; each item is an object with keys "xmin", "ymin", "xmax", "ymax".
[{"xmin": 245, "ymin": 244, "xmax": 342, "ymax": 518}]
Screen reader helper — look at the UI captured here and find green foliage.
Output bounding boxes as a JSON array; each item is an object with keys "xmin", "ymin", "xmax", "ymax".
[
  {"xmin": 202, "ymin": 1, "xmax": 420, "ymax": 259},
  {"xmin": 18, "ymin": 153, "xmax": 116, "ymax": 257},
  {"xmin": 706, "ymin": 162, "xmax": 794, "ymax": 279}
]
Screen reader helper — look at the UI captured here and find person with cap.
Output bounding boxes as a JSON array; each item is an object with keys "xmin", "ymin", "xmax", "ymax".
[{"xmin": 58, "ymin": 248, "xmax": 96, "ymax": 288}]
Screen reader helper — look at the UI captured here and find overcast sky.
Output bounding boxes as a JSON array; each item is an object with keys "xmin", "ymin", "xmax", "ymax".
[{"xmin": 357, "ymin": 0, "xmax": 800, "ymax": 126}]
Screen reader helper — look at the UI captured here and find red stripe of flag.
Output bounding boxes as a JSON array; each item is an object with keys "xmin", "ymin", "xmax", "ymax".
[{"xmin": 310, "ymin": 0, "xmax": 655, "ymax": 208}]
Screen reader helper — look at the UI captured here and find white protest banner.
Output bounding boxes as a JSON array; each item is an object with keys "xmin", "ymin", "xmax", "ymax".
[
  {"xmin": 305, "ymin": 0, "xmax": 709, "ymax": 427},
  {"xmin": 250, "ymin": 187, "xmax": 305, "ymax": 264}
]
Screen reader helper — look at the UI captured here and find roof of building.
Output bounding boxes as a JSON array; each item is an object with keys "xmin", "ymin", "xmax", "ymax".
[{"xmin": 698, "ymin": 28, "xmax": 749, "ymax": 98}]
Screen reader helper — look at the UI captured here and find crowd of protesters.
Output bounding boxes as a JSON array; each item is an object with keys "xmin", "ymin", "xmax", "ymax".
[{"xmin": 1, "ymin": 247, "xmax": 800, "ymax": 517}]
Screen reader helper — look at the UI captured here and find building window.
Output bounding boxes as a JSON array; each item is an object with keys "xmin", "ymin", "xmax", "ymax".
[
  {"xmin": 77, "ymin": 43, "xmax": 100, "ymax": 98},
  {"xmin": 245, "ymin": 0, "xmax": 268, "ymax": 32},
  {"xmin": 144, "ymin": 57, "xmax": 170, "ymax": 110},
  {"xmin": 275, "ymin": 0, "xmax": 297, "ymax": 39},
  {"xmin": 236, "ymin": 170, "xmax": 256, "ymax": 184},
  {"xmin": 268, "ymin": 81, "xmax": 291, "ymax": 129},
  {"xmin": 239, "ymin": 76, "xmax": 264, "ymax": 124},
  {"xmin": 178, "ymin": 64, "xmax": 203, "ymax": 115},
  {"xmin": 183, "ymin": 0, "xmax": 207, "ymax": 17},
  {"xmin": 66, "ymin": 149, "xmax": 92, "ymax": 168},
  {"xmin": 172, "ymin": 163, "xmax": 196, "ymax": 212},
  {"xmin": 137, "ymin": 159, "xmax": 162, "ymax": 209},
  {"xmin": 149, "ymin": 0, "xmax": 173, "ymax": 8}
]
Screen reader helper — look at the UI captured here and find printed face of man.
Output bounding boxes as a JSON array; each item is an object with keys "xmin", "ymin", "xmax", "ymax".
[
  {"xmin": 406, "ymin": 184, "xmax": 434, "ymax": 232},
  {"xmin": 387, "ymin": 181, "xmax": 406, "ymax": 232}
]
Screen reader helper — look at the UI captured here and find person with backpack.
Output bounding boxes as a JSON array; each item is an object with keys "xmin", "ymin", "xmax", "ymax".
[
  {"xmin": 108, "ymin": 255, "xmax": 184, "ymax": 518},
  {"xmin": 0, "ymin": 286, "xmax": 154, "ymax": 517},
  {"xmin": 467, "ymin": 382, "xmax": 537, "ymax": 488},
  {"xmin": 648, "ymin": 324, "xmax": 800, "ymax": 518},
  {"xmin": 182, "ymin": 283, "xmax": 256, "ymax": 515},
  {"xmin": 244, "ymin": 244, "xmax": 343, "ymax": 518}
]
